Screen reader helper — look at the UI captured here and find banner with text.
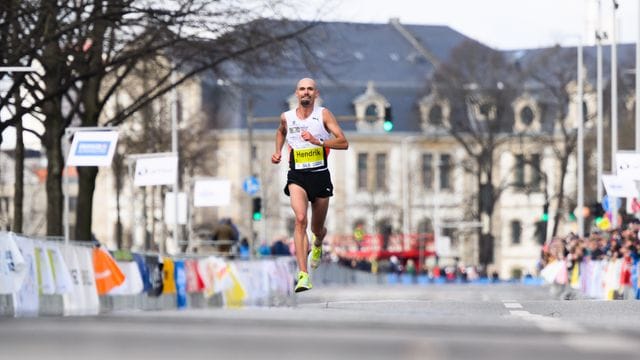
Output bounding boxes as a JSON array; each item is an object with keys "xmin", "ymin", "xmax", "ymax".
[
  {"xmin": 66, "ymin": 130, "xmax": 119, "ymax": 167},
  {"xmin": 134, "ymin": 155, "xmax": 178, "ymax": 187},
  {"xmin": 193, "ymin": 178, "xmax": 231, "ymax": 207}
]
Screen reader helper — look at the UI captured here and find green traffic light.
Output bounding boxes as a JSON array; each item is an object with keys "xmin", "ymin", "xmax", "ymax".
[
  {"xmin": 541, "ymin": 213, "xmax": 549, "ymax": 222},
  {"xmin": 253, "ymin": 212, "xmax": 262, "ymax": 221},
  {"xmin": 383, "ymin": 120, "xmax": 393, "ymax": 132}
]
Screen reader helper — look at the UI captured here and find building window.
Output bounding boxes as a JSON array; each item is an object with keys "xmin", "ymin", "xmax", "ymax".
[
  {"xmin": 357, "ymin": 153, "xmax": 368, "ymax": 190},
  {"xmin": 428, "ymin": 105, "xmax": 443, "ymax": 126},
  {"xmin": 514, "ymin": 154, "xmax": 525, "ymax": 188},
  {"xmin": 530, "ymin": 154, "xmax": 541, "ymax": 190},
  {"xmin": 439, "ymin": 154, "xmax": 452, "ymax": 190},
  {"xmin": 520, "ymin": 106, "xmax": 534, "ymax": 126},
  {"xmin": 375, "ymin": 153, "xmax": 387, "ymax": 190},
  {"xmin": 365, "ymin": 104, "xmax": 377, "ymax": 123},
  {"xmin": 421, "ymin": 153, "xmax": 433, "ymax": 189},
  {"xmin": 511, "ymin": 220, "xmax": 522, "ymax": 245}
]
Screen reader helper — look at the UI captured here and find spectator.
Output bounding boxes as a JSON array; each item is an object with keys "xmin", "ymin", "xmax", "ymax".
[{"xmin": 271, "ymin": 238, "xmax": 291, "ymax": 256}]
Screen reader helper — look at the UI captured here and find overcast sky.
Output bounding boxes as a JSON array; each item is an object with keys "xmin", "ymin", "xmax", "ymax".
[{"xmin": 287, "ymin": 0, "xmax": 639, "ymax": 50}]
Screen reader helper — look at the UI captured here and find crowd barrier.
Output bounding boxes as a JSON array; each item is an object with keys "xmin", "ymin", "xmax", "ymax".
[
  {"xmin": 540, "ymin": 258, "xmax": 640, "ymax": 300},
  {"xmin": 0, "ymin": 232, "xmax": 297, "ymax": 317}
]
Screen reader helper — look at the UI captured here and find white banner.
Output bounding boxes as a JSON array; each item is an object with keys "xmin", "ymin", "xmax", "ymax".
[
  {"xmin": 164, "ymin": 192, "xmax": 188, "ymax": 225},
  {"xmin": 134, "ymin": 155, "xmax": 178, "ymax": 187},
  {"xmin": 615, "ymin": 151, "xmax": 640, "ymax": 179},
  {"xmin": 13, "ymin": 235, "xmax": 39, "ymax": 317},
  {"xmin": 602, "ymin": 174, "xmax": 639, "ymax": 198},
  {"xmin": 66, "ymin": 130, "xmax": 119, "ymax": 167},
  {"xmin": 193, "ymin": 178, "xmax": 231, "ymax": 207}
]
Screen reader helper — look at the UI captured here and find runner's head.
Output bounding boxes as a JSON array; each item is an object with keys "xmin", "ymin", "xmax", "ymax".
[{"xmin": 296, "ymin": 78, "xmax": 318, "ymax": 108}]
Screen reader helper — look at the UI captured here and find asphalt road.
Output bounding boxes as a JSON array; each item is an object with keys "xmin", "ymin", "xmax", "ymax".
[{"xmin": 2, "ymin": 284, "xmax": 640, "ymax": 360}]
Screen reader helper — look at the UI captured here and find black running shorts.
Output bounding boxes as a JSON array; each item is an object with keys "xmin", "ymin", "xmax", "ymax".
[{"xmin": 284, "ymin": 169, "xmax": 334, "ymax": 202}]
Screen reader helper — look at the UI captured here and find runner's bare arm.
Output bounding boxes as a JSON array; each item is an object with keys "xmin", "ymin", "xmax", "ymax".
[
  {"xmin": 272, "ymin": 114, "xmax": 287, "ymax": 164},
  {"xmin": 321, "ymin": 108, "xmax": 349, "ymax": 150}
]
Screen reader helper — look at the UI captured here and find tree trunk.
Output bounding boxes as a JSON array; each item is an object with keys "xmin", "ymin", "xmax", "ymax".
[
  {"xmin": 43, "ymin": 120, "xmax": 64, "ymax": 237},
  {"xmin": 41, "ymin": 1, "xmax": 65, "ymax": 237},
  {"xmin": 75, "ymin": 166, "xmax": 98, "ymax": 240}
]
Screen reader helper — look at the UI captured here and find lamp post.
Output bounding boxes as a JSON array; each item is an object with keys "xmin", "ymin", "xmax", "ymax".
[
  {"xmin": 611, "ymin": 0, "xmax": 619, "ymax": 228},
  {"xmin": 596, "ymin": 0, "xmax": 605, "ymax": 201},
  {"xmin": 577, "ymin": 38, "xmax": 585, "ymax": 237},
  {"xmin": 636, "ymin": 0, "xmax": 640, "ymax": 151}
]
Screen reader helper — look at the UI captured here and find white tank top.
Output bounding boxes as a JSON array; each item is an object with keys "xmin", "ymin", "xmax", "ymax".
[{"xmin": 284, "ymin": 106, "xmax": 331, "ymax": 171}]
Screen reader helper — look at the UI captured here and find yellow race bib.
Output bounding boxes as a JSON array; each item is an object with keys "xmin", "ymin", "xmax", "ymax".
[{"xmin": 293, "ymin": 147, "xmax": 325, "ymax": 170}]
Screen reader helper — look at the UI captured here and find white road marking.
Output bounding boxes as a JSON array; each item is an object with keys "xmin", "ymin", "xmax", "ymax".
[{"xmin": 503, "ymin": 303, "xmax": 523, "ymax": 309}]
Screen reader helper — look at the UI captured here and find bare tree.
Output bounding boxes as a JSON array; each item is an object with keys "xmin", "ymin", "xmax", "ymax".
[
  {"xmin": 431, "ymin": 40, "xmax": 520, "ymax": 266},
  {"xmin": 522, "ymin": 45, "xmax": 596, "ymax": 236},
  {"xmin": 1, "ymin": 1, "xmax": 317, "ymax": 239}
]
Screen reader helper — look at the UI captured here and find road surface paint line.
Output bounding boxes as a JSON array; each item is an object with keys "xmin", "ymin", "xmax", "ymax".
[
  {"xmin": 503, "ymin": 302, "xmax": 523, "ymax": 309},
  {"xmin": 509, "ymin": 309, "xmax": 585, "ymax": 334}
]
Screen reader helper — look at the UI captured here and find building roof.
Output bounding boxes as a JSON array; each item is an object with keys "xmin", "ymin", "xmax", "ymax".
[
  {"xmin": 199, "ymin": 19, "xmax": 637, "ymax": 134},
  {"xmin": 201, "ymin": 20, "xmax": 475, "ymax": 132}
]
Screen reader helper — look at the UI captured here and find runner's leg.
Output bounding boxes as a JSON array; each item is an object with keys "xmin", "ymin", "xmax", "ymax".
[
  {"xmin": 310, "ymin": 197, "xmax": 329, "ymax": 247},
  {"xmin": 289, "ymin": 183, "xmax": 310, "ymax": 273}
]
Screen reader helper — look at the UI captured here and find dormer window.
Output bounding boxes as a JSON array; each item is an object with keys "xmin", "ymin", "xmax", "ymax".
[
  {"xmin": 419, "ymin": 93, "xmax": 450, "ymax": 132},
  {"xmin": 429, "ymin": 105, "xmax": 443, "ymax": 126},
  {"xmin": 520, "ymin": 106, "xmax": 535, "ymax": 126},
  {"xmin": 472, "ymin": 98, "xmax": 496, "ymax": 121},
  {"xmin": 353, "ymin": 81, "xmax": 389, "ymax": 133},
  {"xmin": 512, "ymin": 93, "xmax": 541, "ymax": 132}
]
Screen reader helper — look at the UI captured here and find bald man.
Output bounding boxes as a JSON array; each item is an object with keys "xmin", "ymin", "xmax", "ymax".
[{"xmin": 271, "ymin": 78, "xmax": 349, "ymax": 292}]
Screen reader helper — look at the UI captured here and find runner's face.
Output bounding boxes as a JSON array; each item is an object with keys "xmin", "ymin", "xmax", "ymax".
[{"xmin": 296, "ymin": 80, "xmax": 317, "ymax": 107}]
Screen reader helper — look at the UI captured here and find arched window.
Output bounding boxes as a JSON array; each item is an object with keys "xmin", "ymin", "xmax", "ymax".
[
  {"xmin": 428, "ymin": 104, "xmax": 443, "ymax": 125},
  {"xmin": 520, "ymin": 106, "xmax": 534, "ymax": 126}
]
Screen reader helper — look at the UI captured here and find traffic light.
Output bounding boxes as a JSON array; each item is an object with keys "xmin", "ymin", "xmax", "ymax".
[
  {"xmin": 383, "ymin": 106, "xmax": 393, "ymax": 132},
  {"xmin": 252, "ymin": 197, "xmax": 262, "ymax": 221},
  {"xmin": 540, "ymin": 202, "xmax": 549, "ymax": 222}
]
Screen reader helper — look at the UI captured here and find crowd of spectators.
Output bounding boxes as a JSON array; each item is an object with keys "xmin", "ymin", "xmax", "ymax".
[{"xmin": 539, "ymin": 219, "xmax": 640, "ymax": 300}]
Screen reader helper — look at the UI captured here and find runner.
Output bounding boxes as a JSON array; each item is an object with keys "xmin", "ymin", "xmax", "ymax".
[{"xmin": 271, "ymin": 77, "xmax": 349, "ymax": 292}]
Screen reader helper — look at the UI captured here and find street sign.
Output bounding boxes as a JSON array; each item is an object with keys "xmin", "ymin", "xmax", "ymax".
[{"xmin": 243, "ymin": 176, "xmax": 260, "ymax": 196}]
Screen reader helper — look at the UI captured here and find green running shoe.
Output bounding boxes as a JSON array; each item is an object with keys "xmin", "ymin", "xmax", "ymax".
[
  {"xmin": 309, "ymin": 244, "xmax": 322, "ymax": 269},
  {"xmin": 294, "ymin": 271, "xmax": 312, "ymax": 293}
]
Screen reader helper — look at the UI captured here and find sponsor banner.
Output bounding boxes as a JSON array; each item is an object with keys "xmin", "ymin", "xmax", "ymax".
[
  {"xmin": 144, "ymin": 255, "xmax": 164, "ymax": 297},
  {"xmin": 134, "ymin": 155, "xmax": 178, "ymax": 186},
  {"xmin": 132, "ymin": 253, "xmax": 152, "ymax": 292},
  {"xmin": 197, "ymin": 256, "xmax": 231, "ymax": 298},
  {"xmin": 46, "ymin": 244, "xmax": 73, "ymax": 294},
  {"xmin": 93, "ymin": 247, "xmax": 125, "ymax": 295},
  {"xmin": 174, "ymin": 260, "xmax": 187, "ymax": 309},
  {"xmin": 13, "ymin": 236, "xmax": 39, "ymax": 317},
  {"xmin": 602, "ymin": 174, "xmax": 638, "ymax": 198},
  {"xmin": 193, "ymin": 178, "xmax": 231, "ymax": 207},
  {"xmin": 66, "ymin": 130, "xmax": 118, "ymax": 167},
  {"xmin": 616, "ymin": 151, "xmax": 640, "ymax": 179},
  {"xmin": 109, "ymin": 261, "xmax": 143, "ymax": 295},
  {"xmin": 162, "ymin": 257, "xmax": 176, "ymax": 294},
  {"xmin": 0, "ymin": 232, "xmax": 26, "ymax": 294},
  {"xmin": 60, "ymin": 244, "xmax": 83, "ymax": 316},
  {"xmin": 34, "ymin": 242, "xmax": 55, "ymax": 295},
  {"xmin": 76, "ymin": 246, "xmax": 99, "ymax": 315},
  {"xmin": 184, "ymin": 259, "xmax": 204, "ymax": 293}
]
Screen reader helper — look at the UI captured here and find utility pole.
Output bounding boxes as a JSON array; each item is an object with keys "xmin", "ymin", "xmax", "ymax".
[{"xmin": 611, "ymin": 0, "xmax": 619, "ymax": 228}]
